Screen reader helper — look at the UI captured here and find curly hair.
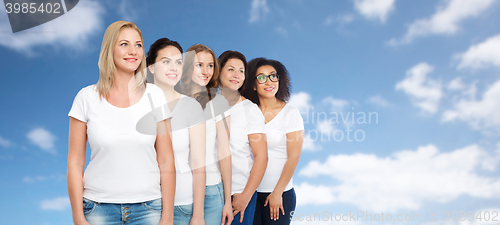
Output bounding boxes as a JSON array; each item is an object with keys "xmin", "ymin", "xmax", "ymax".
[{"xmin": 240, "ymin": 57, "xmax": 291, "ymax": 106}]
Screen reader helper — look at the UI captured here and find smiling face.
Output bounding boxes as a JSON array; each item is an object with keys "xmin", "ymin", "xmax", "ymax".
[
  {"xmin": 191, "ymin": 51, "xmax": 214, "ymax": 87},
  {"xmin": 113, "ymin": 28, "xmax": 144, "ymax": 75},
  {"xmin": 149, "ymin": 46, "xmax": 183, "ymax": 87},
  {"xmin": 255, "ymin": 65, "xmax": 279, "ymax": 99},
  {"xmin": 220, "ymin": 58, "xmax": 245, "ymax": 91}
]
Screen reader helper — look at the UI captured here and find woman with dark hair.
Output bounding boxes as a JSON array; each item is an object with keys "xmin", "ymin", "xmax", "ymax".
[
  {"xmin": 146, "ymin": 38, "xmax": 206, "ymax": 225},
  {"xmin": 240, "ymin": 58, "xmax": 304, "ymax": 225},
  {"xmin": 217, "ymin": 51, "xmax": 268, "ymax": 225},
  {"xmin": 67, "ymin": 21, "xmax": 175, "ymax": 225},
  {"xmin": 178, "ymin": 44, "xmax": 233, "ymax": 225}
]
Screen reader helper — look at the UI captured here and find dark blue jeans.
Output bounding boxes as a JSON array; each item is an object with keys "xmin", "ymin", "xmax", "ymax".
[
  {"xmin": 232, "ymin": 191, "xmax": 257, "ymax": 225},
  {"xmin": 253, "ymin": 188, "xmax": 296, "ymax": 225}
]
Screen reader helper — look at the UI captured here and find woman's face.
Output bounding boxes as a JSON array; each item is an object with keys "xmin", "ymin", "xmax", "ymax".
[
  {"xmin": 113, "ymin": 28, "xmax": 143, "ymax": 75},
  {"xmin": 150, "ymin": 46, "xmax": 183, "ymax": 87},
  {"xmin": 255, "ymin": 65, "xmax": 279, "ymax": 99},
  {"xmin": 191, "ymin": 51, "xmax": 214, "ymax": 87},
  {"xmin": 220, "ymin": 58, "xmax": 245, "ymax": 91}
]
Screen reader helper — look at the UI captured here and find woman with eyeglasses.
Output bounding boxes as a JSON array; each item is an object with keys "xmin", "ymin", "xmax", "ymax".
[
  {"xmin": 67, "ymin": 21, "xmax": 175, "ymax": 225},
  {"xmin": 240, "ymin": 58, "xmax": 304, "ymax": 225},
  {"xmin": 217, "ymin": 51, "xmax": 268, "ymax": 225},
  {"xmin": 146, "ymin": 38, "xmax": 207, "ymax": 225},
  {"xmin": 178, "ymin": 44, "xmax": 233, "ymax": 225}
]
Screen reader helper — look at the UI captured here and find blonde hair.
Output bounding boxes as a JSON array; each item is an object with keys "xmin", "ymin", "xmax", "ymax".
[{"xmin": 96, "ymin": 21, "xmax": 147, "ymax": 99}]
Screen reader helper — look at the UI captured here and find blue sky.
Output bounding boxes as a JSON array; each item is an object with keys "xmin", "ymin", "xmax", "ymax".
[{"xmin": 1, "ymin": 0, "xmax": 500, "ymax": 224}]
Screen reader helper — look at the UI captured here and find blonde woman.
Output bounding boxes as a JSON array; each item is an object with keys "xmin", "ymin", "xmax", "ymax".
[
  {"xmin": 67, "ymin": 21, "xmax": 176, "ymax": 225},
  {"xmin": 178, "ymin": 44, "xmax": 233, "ymax": 225}
]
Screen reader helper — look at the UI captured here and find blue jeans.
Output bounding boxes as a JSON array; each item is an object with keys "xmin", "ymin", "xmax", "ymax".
[
  {"xmin": 253, "ymin": 188, "xmax": 296, "ymax": 225},
  {"xmin": 174, "ymin": 203, "xmax": 193, "ymax": 225},
  {"xmin": 204, "ymin": 182, "xmax": 224, "ymax": 225},
  {"xmin": 83, "ymin": 198, "xmax": 162, "ymax": 225},
  {"xmin": 232, "ymin": 191, "xmax": 257, "ymax": 225}
]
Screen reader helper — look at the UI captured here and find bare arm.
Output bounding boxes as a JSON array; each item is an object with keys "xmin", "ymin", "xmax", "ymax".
[
  {"xmin": 189, "ymin": 122, "xmax": 206, "ymax": 225},
  {"xmin": 217, "ymin": 116, "xmax": 233, "ymax": 225},
  {"xmin": 265, "ymin": 130, "xmax": 304, "ymax": 220},
  {"xmin": 156, "ymin": 119, "xmax": 176, "ymax": 225},
  {"xmin": 67, "ymin": 117, "xmax": 90, "ymax": 225},
  {"xmin": 232, "ymin": 133, "xmax": 268, "ymax": 222}
]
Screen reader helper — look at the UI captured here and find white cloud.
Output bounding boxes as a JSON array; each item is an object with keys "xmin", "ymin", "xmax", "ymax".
[
  {"xmin": 289, "ymin": 92, "xmax": 313, "ymax": 114},
  {"xmin": 388, "ymin": 0, "xmax": 495, "ymax": 45},
  {"xmin": 0, "ymin": 136, "xmax": 13, "ymax": 148},
  {"xmin": 353, "ymin": 0, "xmax": 396, "ymax": 22},
  {"xmin": 442, "ymin": 79, "xmax": 500, "ymax": 131},
  {"xmin": 322, "ymin": 97, "xmax": 350, "ymax": 112},
  {"xmin": 366, "ymin": 94, "xmax": 389, "ymax": 106},
  {"xmin": 456, "ymin": 34, "xmax": 500, "ymax": 70},
  {"xmin": 396, "ymin": 63, "xmax": 442, "ymax": 113},
  {"xmin": 118, "ymin": 0, "xmax": 138, "ymax": 22},
  {"xmin": 448, "ymin": 77, "xmax": 466, "ymax": 90},
  {"xmin": 297, "ymin": 144, "xmax": 500, "ymax": 212},
  {"xmin": 40, "ymin": 197, "xmax": 70, "ymax": 210},
  {"xmin": 0, "ymin": 0, "xmax": 104, "ymax": 55},
  {"xmin": 27, "ymin": 128, "xmax": 57, "ymax": 154},
  {"xmin": 249, "ymin": 0, "xmax": 270, "ymax": 23},
  {"xmin": 317, "ymin": 121, "xmax": 335, "ymax": 134}
]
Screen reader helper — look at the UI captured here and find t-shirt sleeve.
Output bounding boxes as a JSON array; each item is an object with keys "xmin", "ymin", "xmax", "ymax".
[
  {"xmin": 68, "ymin": 88, "xmax": 88, "ymax": 123},
  {"xmin": 284, "ymin": 106, "xmax": 304, "ymax": 133},
  {"xmin": 247, "ymin": 103, "xmax": 266, "ymax": 135},
  {"xmin": 188, "ymin": 98, "xmax": 206, "ymax": 128}
]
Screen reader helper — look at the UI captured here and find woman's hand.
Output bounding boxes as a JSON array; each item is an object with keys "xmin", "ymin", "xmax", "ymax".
[
  {"xmin": 231, "ymin": 193, "xmax": 251, "ymax": 223},
  {"xmin": 264, "ymin": 192, "xmax": 284, "ymax": 221},
  {"xmin": 221, "ymin": 202, "xmax": 233, "ymax": 225}
]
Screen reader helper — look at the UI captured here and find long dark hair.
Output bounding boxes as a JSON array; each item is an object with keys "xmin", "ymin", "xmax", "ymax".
[{"xmin": 240, "ymin": 57, "xmax": 291, "ymax": 106}]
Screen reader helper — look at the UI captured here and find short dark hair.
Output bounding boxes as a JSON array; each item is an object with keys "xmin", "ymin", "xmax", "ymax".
[
  {"xmin": 217, "ymin": 50, "xmax": 247, "ymax": 89},
  {"xmin": 145, "ymin": 38, "xmax": 183, "ymax": 83},
  {"xmin": 240, "ymin": 57, "xmax": 291, "ymax": 106}
]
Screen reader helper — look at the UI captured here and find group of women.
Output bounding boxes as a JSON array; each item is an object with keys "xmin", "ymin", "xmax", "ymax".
[{"xmin": 67, "ymin": 21, "xmax": 304, "ymax": 225}]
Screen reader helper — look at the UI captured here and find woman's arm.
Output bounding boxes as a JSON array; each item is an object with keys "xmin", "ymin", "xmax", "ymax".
[
  {"xmin": 189, "ymin": 122, "xmax": 206, "ymax": 225},
  {"xmin": 156, "ymin": 119, "xmax": 176, "ymax": 225},
  {"xmin": 216, "ymin": 116, "xmax": 233, "ymax": 225},
  {"xmin": 231, "ymin": 133, "xmax": 268, "ymax": 222},
  {"xmin": 67, "ymin": 117, "xmax": 90, "ymax": 225},
  {"xmin": 265, "ymin": 130, "xmax": 304, "ymax": 221}
]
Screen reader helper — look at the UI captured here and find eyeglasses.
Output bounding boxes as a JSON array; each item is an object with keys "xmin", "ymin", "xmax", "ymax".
[{"xmin": 256, "ymin": 74, "xmax": 279, "ymax": 84}]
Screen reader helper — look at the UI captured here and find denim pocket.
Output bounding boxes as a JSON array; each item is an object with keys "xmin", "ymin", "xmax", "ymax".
[
  {"xmin": 175, "ymin": 204, "xmax": 193, "ymax": 216},
  {"xmin": 143, "ymin": 198, "xmax": 162, "ymax": 212},
  {"xmin": 82, "ymin": 198, "xmax": 96, "ymax": 216}
]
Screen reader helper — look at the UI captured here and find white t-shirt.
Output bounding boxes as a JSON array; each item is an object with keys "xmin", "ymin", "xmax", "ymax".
[
  {"xmin": 229, "ymin": 99, "xmax": 266, "ymax": 195},
  {"xmin": 170, "ymin": 95, "xmax": 205, "ymax": 205},
  {"xmin": 257, "ymin": 104, "xmax": 304, "ymax": 193},
  {"xmin": 68, "ymin": 84, "xmax": 172, "ymax": 203},
  {"xmin": 204, "ymin": 94, "xmax": 230, "ymax": 186}
]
